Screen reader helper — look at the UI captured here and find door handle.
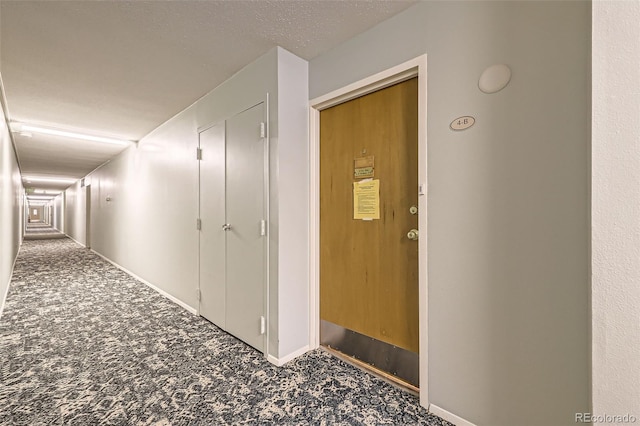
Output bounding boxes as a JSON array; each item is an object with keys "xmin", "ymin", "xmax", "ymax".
[
  {"xmin": 222, "ymin": 224, "xmax": 231, "ymax": 231},
  {"xmin": 407, "ymin": 229, "xmax": 419, "ymax": 241}
]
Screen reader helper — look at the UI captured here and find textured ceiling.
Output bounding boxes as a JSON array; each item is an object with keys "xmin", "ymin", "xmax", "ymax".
[{"xmin": 1, "ymin": 0, "xmax": 416, "ymax": 191}]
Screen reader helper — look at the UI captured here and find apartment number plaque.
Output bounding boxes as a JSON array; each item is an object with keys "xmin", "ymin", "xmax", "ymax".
[{"xmin": 450, "ymin": 116, "xmax": 475, "ymax": 131}]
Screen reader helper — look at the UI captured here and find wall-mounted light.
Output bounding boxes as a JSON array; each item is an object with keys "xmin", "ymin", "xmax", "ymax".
[
  {"xmin": 10, "ymin": 122, "xmax": 135, "ymax": 146},
  {"xmin": 479, "ymin": 64, "xmax": 512, "ymax": 94}
]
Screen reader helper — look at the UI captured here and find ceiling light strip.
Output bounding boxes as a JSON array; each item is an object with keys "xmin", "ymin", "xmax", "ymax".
[
  {"xmin": 22, "ymin": 176, "xmax": 78, "ymax": 184},
  {"xmin": 16, "ymin": 123, "xmax": 134, "ymax": 146},
  {"xmin": 27, "ymin": 195, "xmax": 58, "ymax": 200}
]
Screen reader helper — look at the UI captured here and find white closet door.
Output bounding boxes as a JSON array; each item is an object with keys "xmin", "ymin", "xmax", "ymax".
[
  {"xmin": 199, "ymin": 122, "xmax": 227, "ymax": 328},
  {"xmin": 225, "ymin": 103, "xmax": 266, "ymax": 352}
]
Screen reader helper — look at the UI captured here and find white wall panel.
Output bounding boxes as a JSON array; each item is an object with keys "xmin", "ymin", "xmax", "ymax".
[
  {"xmin": 65, "ymin": 180, "xmax": 86, "ymax": 245},
  {"xmin": 275, "ymin": 50, "xmax": 309, "ymax": 358},
  {"xmin": 0, "ymin": 97, "xmax": 23, "ymax": 315},
  {"xmin": 592, "ymin": 0, "xmax": 640, "ymax": 420},
  {"xmin": 86, "ymin": 113, "xmax": 198, "ymax": 308},
  {"xmin": 53, "ymin": 194, "xmax": 64, "ymax": 232},
  {"xmin": 310, "ymin": 2, "xmax": 590, "ymax": 425}
]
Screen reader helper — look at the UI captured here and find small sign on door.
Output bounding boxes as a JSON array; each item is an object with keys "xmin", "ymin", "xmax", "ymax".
[{"xmin": 354, "ymin": 155, "xmax": 375, "ymax": 179}]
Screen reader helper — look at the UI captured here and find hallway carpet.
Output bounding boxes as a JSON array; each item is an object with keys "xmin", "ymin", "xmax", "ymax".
[
  {"xmin": 0, "ymin": 239, "xmax": 450, "ymax": 426},
  {"xmin": 24, "ymin": 223, "xmax": 65, "ymax": 240}
]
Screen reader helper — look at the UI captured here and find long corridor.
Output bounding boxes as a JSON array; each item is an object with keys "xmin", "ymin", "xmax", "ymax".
[{"xmin": 0, "ymin": 239, "xmax": 448, "ymax": 425}]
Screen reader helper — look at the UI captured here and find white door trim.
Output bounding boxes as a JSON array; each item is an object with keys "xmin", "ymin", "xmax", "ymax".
[{"xmin": 308, "ymin": 54, "xmax": 429, "ymax": 408}]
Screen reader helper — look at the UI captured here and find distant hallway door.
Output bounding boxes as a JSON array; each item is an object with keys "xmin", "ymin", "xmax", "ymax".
[
  {"xmin": 199, "ymin": 103, "xmax": 267, "ymax": 353},
  {"xmin": 85, "ymin": 185, "xmax": 91, "ymax": 249}
]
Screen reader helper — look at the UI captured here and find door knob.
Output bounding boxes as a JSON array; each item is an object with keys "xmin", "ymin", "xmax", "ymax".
[
  {"xmin": 407, "ymin": 229, "xmax": 419, "ymax": 241},
  {"xmin": 222, "ymin": 224, "xmax": 231, "ymax": 231}
]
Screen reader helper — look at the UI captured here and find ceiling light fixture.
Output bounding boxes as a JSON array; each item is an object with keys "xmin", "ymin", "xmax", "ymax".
[
  {"xmin": 478, "ymin": 64, "xmax": 512, "ymax": 94},
  {"xmin": 22, "ymin": 176, "xmax": 78, "ymax": 184},
  {"xmin": 27, "ymin": 195, "xmax": 58, "ymax": 200},
  {"xmin": 33, "ymin": 189, "xmax": 61, "ymax": 195},
  {"xmin": 12, "ymin": 122, "xmax": 134, "ymax": 146}
]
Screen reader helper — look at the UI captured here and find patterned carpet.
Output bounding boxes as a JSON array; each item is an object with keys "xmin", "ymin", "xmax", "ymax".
[
  {"xmin": 0, "ymin": 239, "xmax": 451, "ymax": 426},
  {"xmin": 24, "ymin": 223, "xmax": 65, "ymax": 239}
]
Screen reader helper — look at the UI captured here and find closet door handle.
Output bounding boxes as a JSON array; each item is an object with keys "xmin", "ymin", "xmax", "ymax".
[{"xmin": 222, "ymin": 224, "xmax": 231, "ymax": 231}]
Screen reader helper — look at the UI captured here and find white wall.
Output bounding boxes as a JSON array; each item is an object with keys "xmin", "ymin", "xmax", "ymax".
[
  {"xmin": 0, "ymin": 91, "xmax": 23, "ymax": 315},
  {"xmin": 74, "ymin": 47, "xmax": 309, "ymax": 362},
  {"xmin": 65, "ymin": 180, "xmax": 86, "ymax": 245},
  {"xmin": 592, "ymin": 1, "xmax": 640, "ymax": 422},
  {"xmin": 310, "ymin": 2, "xmax": 590, "ymax": 425},
  {"xmin": 272, "ymin": 50, "xmax": 309, "ymax": 359},
  {"xmin": 52, "ymin": 193, "xmax": 64, "ymax": 232}
]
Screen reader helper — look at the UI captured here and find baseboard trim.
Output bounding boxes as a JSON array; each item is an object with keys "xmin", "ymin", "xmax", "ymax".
[
  {"xmin": 0, "ymin": 245, "xmax": 21, "ymax": 320},
  {"xmin": 0, "ymin": 280, "xmax": 8, "ymax": 318},
  {"xmin": 267, "ymin": 345, "xmax": 310, "ymax": 367},
  {"xmin": 65, "ymin": 234, "xmax": 85, "ymax": 247},
  {"xmin": 429, "ymin": 404, "xmax": 476, "ymax": 426},
  {"xmin": 0, "ymin": 279, "xmax": 10, "ymax": 319},
  {"xmin": 90, "ymin": 249, "xmax": 198, "ymax": 316}
]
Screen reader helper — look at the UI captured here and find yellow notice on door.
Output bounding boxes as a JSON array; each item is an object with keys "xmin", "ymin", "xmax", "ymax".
[{"xmin": 353, "ymin": 179, "xmax": 380, "ymax": 220}]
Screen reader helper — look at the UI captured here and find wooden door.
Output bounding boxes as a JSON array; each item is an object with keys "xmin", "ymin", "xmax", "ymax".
[{"xmin": 320, "ymin": 78, "xmax": 419, "ymax": 354}]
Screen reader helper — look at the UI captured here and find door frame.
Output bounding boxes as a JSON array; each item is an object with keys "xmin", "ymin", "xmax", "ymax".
[{"xmin": 308, "ymin": 55, "xmax": 428, "ymax": 408}]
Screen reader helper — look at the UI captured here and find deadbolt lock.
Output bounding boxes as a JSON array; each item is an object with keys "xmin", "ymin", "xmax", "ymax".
[
  {"xmin": 407, "ymin": 229, "xmax": 419, "ymax": 241},
  {"xmin": 409, "ymin": 205, "xmax": 418, "ymax": 215}
]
